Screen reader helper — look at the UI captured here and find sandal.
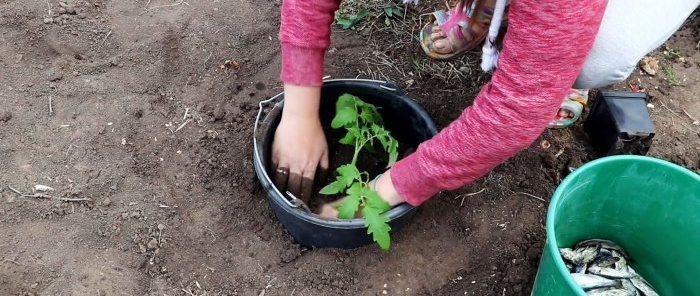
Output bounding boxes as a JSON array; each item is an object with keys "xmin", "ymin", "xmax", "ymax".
[
  {"xmin": 547, "ymin": 89, "xmax": 589, "ymax": 128},
  {"xmin": 419, "ymin": 0, "xmax": 507, "ymax": 60}
]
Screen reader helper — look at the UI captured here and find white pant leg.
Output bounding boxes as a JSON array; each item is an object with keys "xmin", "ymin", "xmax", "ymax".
[{"xmin": 574, "ymin": 0, "xmax": 700, "ymax": 89}]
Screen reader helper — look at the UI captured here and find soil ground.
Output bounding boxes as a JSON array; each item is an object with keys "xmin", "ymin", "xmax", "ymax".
[{"xmin": 1, "ymin": 1, "xmax": 698, "ymax": 295}]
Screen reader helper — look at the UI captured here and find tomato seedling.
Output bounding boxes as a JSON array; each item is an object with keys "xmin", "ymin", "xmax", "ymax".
[{"xmin": 320, "ymin": 93, "xmax": 399, "ymax": 251}]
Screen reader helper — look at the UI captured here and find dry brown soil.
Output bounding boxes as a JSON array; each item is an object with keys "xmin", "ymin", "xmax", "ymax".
[{"xmin": 0, "ymin": 1, "xmax": 697, "ymax": 295}]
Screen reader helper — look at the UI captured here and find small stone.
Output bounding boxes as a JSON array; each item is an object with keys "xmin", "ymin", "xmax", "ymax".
[
  {"xmin": 157, "ymin": 223, "xmax": 166, "ymax": 231},
  {"xmin": 65, "ymin": 5, "xmax": 76, "ymax": 14},
  {"xmin": 102, "ymin": 198, "xmax": 112, "ymax": 206},
  {"xmin": 147, "ymin": 238, "xmax": 158, "ymax": 250},
  {"xmin": 57, "ymin": 7, "xmax": 67, "ymax": 14},
  {"xmin": 130, "ymin": 211, "xmax": 141, "ymax": 219},
  {"xmin": 5, "ymin": 195, "xmax": 15, "ymax": 203},
  {"xmin": 459, "ymin": 66, "xmax": 470, "ymax": 73},
  {"xmin": 48, "ymin": 70, "xmax": 63, "ymax": 82},
  {"xmin": 31, "ymin": 282, "xmax": 39, "ymax": 289},
  {"xmin": 212, "ymin": 106, "xmax": 225, "ymax": 120},
  {"xmin": 0, "ymin": 111, "xmax": 12, "ymax": 122},
  {"xmin": 43, "ymin": 17, "xmax": 53, "ymax": 24},
  {"xmin": 138, "ymin": 243, "xmax": 147, "ymax": 253},
  {"xmin": 109, "ymin": 185, "xmax": 117, "ymax": 191},
  {"xmin": 121, "ymin": 212, "xmax": 129, "ymax": 220},
  {"xmin": 59, "ymin": 1, "xmax": 68, "ymax": 8},
  {"xmin": 78, "ymin": 13, "xmax": 86, "ymax": 19}
]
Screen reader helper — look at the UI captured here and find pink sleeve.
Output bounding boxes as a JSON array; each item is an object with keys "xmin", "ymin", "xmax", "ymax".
[
  {"xmin": 391, "ymin": 0, "xmax": 609, "ymax": 206},
  {"xmin": 279, "ymin": 0, "xmax": 341, "ymax": 86}
]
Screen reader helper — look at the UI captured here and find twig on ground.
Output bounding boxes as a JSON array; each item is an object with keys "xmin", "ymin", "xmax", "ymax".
[
  {"xmin": 56, "ymin": 197, "xmax": 91, "ymax": 202},
  {"xmin": 7, "ymin": 186, "xmax": 23, "ymax": 195},
  {"xmin": 214, "ymin": 26, "xmax": 229, "ymax": 35},
  {"xmin": 203, "ymin": 52, "xmax": 213, "ymax": 69},
  {"xmin": 158, "ymin": 204, "xmax": 179, "ymax": 208},
  {"xmin": 2, "ymin": 258, "xmax": 20, "ymax": 265},
  {"xmin": 141, "ymin": 0, "xmax": 189, "ymax": 14},
  {"xmin": 49, "ymin": 96, "xmax": 53, "ymax": 115},
  {"xmin": 554, "ymin": 148, "xmax": 564, "ymax": 158},
  {"xmin": 144, "ymin": 0, "xmax": 153, "ymax": 9},
  {"xmin": 97, "ymin": 30, "xmax": 112, "ymax": 51},
  {"xmin": 175, "ymin": 119, "xmax": 192, "ymax": 132},
  {"xmin": 681, "ymin": 109, "xmax": 699, "ymax": 125},
  {"xmin": 46, "ymin": 0, "xmax": 52, "ymax": 17},
  {"xmin": 659, "ymin": 100, "xmax": 700, "ymax": 132},
  {"xmin": 516, "ymin": 191, "xmax": 546, "ymax": 202},
  {"xmin": 23, "ymin": 193, "xmax": 52, "ymax": 199},
  {"xmin": 455, "ymin": 188, "xmax": 487, "ymax": 206},
  {"xmin": 8, "ymin": 186, "xmax": 90, "ymax": 202}
]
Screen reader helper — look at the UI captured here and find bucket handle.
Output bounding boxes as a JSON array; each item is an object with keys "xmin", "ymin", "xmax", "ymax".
[
  {"xmin": 253, "ymin": 93, "xmax": 305, "ymax": 209},
  {"xmin": 252, "ymin": 78, "xmax": 403, "ymax": 210}
]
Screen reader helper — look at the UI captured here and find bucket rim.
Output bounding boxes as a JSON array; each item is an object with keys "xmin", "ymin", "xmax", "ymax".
[{"xmin": 544, "ymin": 155, "xmax": 700, "ymax": 295}]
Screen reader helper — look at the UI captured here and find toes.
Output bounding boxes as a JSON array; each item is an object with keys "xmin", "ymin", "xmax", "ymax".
[
  {"xmin": 432, "ymin": 39, "xmax": 452, "ymax": 54},
  {"xmin": 430, "ymin": 31, "xmax": 446, "ymax": 41}
]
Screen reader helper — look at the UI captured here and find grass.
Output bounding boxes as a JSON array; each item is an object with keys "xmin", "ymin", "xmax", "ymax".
[{"xmin": 662, "ymin": 64, "xmax": 682, "ymax": 86}]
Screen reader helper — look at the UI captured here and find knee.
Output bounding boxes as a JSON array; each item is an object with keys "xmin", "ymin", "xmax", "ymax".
[{"xmin": 573, "ymin": 58, "xmax": 637, "ymax": 89}]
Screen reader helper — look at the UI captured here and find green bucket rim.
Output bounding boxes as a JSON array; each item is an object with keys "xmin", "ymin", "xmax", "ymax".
[{"xmin": 545, "ymin": 155, "xmax": 700, "ymax": 295}]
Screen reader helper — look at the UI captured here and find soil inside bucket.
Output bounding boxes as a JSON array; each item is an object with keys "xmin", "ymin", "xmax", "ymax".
[{"xmin": 308, "ymin": 126, "xmax": 411, "ymax": 212}]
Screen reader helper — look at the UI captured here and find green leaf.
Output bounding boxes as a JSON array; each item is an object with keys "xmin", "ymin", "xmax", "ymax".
[
  {"xmin": 370, "ymin": 124, "xmax": 399, "ymax": 166},
  {"xmin": 339, "ymin": 131, "xmax": 356, "ymax": 145},
  {"xmin": 337, "ymin": 164, "xmax": 361, "ymax": 187},
  {"xmin": 387, "ymin": 148, "xmax": 398, "ymax": 168},
  {"xmin": 335, "ymin": 17, "xmax": 353, "ymax": 29},
  {"xmin": 335, "ymin": 10, "xmax": 369, "ymax": 29},
  {"xmin": 346, "ymin": 182, "xmax": 363, "ymax": 197},
  {"xmin": 331, "ymin": 107, "xmax": 357, "ymax": 129},
  {"xmin": 362, "ymin": 206, "xmax": 392, "ymax": 251},
  {"xmin": 319, "ymin": 180, "xmax": 346, "ymax": 195},
  {"xmin": 336, "ymin": 194, "xmax": 362, "ymax": 219},
  {"xmin": 364, "ymin": 189, "xmax": 391, "ymax": 213},
  {"xmin": 339, "ymin": 126, "xmax": 361, "ymax": 145},
  {"xmin": 336, "ymin": 94, "xmax": 357, "ymax": 111},
  {"xmin": 383, "ymin": 7, "xmax": 393, "ymax": 17}
]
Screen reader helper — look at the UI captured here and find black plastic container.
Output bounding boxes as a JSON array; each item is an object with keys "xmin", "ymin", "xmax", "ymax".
[
  {"xmin": 584, "ymin": 91, "xmax": 655, "ymax": 156},
  {"xmin": 253, "ymin": 79, "xmax": 438, "ymax": 249}
]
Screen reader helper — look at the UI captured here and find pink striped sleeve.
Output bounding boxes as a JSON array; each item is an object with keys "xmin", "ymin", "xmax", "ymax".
[
  {"xmin": 391, "ymin": 0, "xmax": 609, "ymax": 206},
  {"xmin": 279, "ymin": 0, "xmax": 341, "ymax": 86}
]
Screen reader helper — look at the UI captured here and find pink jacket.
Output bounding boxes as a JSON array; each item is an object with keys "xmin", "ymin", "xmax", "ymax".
[{"xmin": 279, "ymin": 0, "xmax": 608, "ymax": 206}]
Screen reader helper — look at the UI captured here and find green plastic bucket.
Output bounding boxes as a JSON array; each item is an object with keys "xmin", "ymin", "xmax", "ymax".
[{"xmin": 531, "ymin": 155, "xmax": 700, "ymax": 296}]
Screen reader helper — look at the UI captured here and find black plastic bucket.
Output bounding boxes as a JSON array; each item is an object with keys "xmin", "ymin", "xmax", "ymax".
[{"xmin": 252, "ymin": 79, "xmax": 438, "ymax": 249}]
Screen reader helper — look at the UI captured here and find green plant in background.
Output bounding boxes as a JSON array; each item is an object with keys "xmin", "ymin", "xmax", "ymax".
[
  {"xmin": 335, "ymin": 9, "xmax": 369, "ymax": 29},
  {"xmin": 663, "ymin": 46, "xmax": 682, "ymax": 59},
  {"xmin": 383, "ymin": 3, "xmax": 403, "ymax": 26},
  {"xmin": 320, "ymin": 93, "xmax": 399, "ymax": 251},
  {"xmin": 662, "ymin": 64, "xmax": 682, "ymax": 86}
]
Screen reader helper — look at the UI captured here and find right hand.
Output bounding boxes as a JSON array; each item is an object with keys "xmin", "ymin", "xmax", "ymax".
[{"xmin": 271, "ymin": 84, "xmax": 329, "ymax": 203}]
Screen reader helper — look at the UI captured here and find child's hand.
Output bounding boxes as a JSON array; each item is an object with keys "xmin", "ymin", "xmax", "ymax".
[{"xmin": 316, "ymin": 198, "xmax": 362, "ymax": 219}]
